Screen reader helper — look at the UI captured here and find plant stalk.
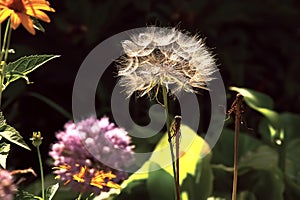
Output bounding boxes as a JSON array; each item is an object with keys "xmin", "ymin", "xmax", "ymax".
[
  {"xmin": 37, "ymin": 146, "xmax": 45, "ymax": 200},
  {"xmin": 162, "ymin": 86, "xmax": 180, "ymax": 200},
  {"xmin": 0, "ymin": 18, "xmax": 12, "ymax": 107}
]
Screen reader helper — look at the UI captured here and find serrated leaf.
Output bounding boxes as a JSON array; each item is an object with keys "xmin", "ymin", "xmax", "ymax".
[
  {"xmin": 15, "ymin": 190, "xmax": 42, "ymax": 200},
  {"xmin": 45, "ymin": 183, "xmax": 59, "ymax": 200},
  {"xmin": 4, "ymin": 55, "xmax": 60, "ymax": 88},
  {"xmin": 0, "ymin": 112, "xmax": 6, "ymax": 129},
  {"xmin": 0, "ymin": 142, "xmax": 10, "ymax": 168},
  {"xmin": 0, "ymin": 125, "xmax": 31, "ymax": 150}
]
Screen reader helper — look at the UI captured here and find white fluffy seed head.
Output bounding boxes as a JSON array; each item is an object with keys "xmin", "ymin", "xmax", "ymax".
[{"xmin": 117, "ymin": 27, "xmax": 218, "ymax": 98}]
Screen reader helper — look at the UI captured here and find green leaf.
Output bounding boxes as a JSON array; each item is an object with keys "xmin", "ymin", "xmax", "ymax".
[
  {"xmin": 0, "ymin": 125, "xmax": 31, "ymax": 150},
  {"xmin": 4, "ymin": 55, "xmax": 60, "ymax": 89},
  {"xmin": 239, "ymin": 170, "xmax": 284, "ymax": 200},
  {"xmin": 0, "ymin": 112, "xmax": 6, "ymax": 129},
  {"xmin": 238, "ymin": 146, "xmax": 284, "ymax": 200},
  {"xmin": 147, "ymin": 162, "xmax": 176, "ymax": 200},
  {"xmin": 116, "ymin": 180, "xmax": 149, "ymax": 200},
  {"xmin": 15, "ymin": 190, "xmax": 42, "ymax": 200},
  {"xmin": 230, "ymin": 87, "xmax": 284, "ymax": 143},
  {"xmin": 0, "ymin": 112, "xmax": 30, "ymax": 150},
  {"xmin": 286, "ymin": 139, "xmax": 300, "ymax": 186},
  {"xmin": 0, "ymin": 142, "xmax": 10, "ymax": 168},
  {"xmin": 149, "ymin": 124, "xmax": 210, "ymax": 183},
  {"xmin": 31, "ymin": 16, "xmax": 45, "ymax": 32},
  {"xmin": 229, "ymin": 86, "xmax": 274, "ymax": 109},
  {"xmin": 280, "ymin": 112, "xmax": 300, "ymax": 141},
  {"xmin": 45, "ymin": 183, "xmax": 59, "ymax": 200},
  {"xmin": 212, "ymin": 128, "xmax": 261, "ymax": 166},
  {"xmin": 239, "ymin": 145, "xmax": 278, "ymax": 171},
  {"xmin": 181, "ymin": 154, "xmax": 213, "ymax": 200},
  {"xmin": 121, "ymin": 124, "xmax": 210, "ymax": 199}
]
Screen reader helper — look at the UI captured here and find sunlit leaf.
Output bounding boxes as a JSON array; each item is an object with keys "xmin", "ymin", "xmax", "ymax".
[
  {"xmin": 15, "ymin": 190, "xmax": 42, "ymax": 200},
  {"xmin": 148, "ymin": 124, "xmax": 210, "ymax": 184},
  {"xmin": 229, "ymin": 87, "xmax": 284, "ymax": 143},
  {"xmin": 122, "ymin": 124, "xmax": 210, "ymax": 187},
  {"xmin": 181, "ymin": 154, "xmax": 213, "ymax": 200},
  {"xmin": 45, "ymin": 183, "xmax": 59, "ymax": 200},
  {"xmin": 229, "ymin": 87, "xmax": 274, "ymax": 109},
  {"xmin": 4, "ymin": 55, "xmax": 60, "ymax": 89},
  {"xmin": 0, "ymin": 125, "xmax": 31, "ymax": 150},
  {"xmin": 0, "ymin": 113, "xmax": 30, "ymax": 150},
  {"xmin": 121, "ymin": 124, "xmax": 210, "ymax": 199},
  {"xmin": 0, "ymin": 142, "xmax": 10, "ymax": 168}
]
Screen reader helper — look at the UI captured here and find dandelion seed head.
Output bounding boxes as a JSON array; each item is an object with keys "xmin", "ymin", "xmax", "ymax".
[{"xmin": 117, "ymin": 27, "xmax": 217, "ymax": 98}]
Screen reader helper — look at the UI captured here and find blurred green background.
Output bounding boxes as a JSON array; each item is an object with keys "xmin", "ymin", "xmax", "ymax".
[{"xmin": 3, "ymin": 0, "xmax": 300, "ymax": 198}]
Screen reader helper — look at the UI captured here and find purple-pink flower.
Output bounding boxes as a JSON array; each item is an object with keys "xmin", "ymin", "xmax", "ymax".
[
  {"xmin": 49, "ymin": 116, "xmax": 135, "ymax": 194},
  {"xmin": 0, "ymin": 169, "xmax": 16, "ymax": 200}
]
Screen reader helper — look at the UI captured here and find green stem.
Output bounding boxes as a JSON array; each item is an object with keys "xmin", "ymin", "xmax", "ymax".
[
  {"xmin": 278, "ymin": 142, "xmax": 285, "ymax": 173},
  {"xmin": 37, "ymin": 146, "xmax": 45, "ymax": 200},
  {"xmin": 162, "ymin": 86, "xmax": 180, "ymax": 200},
  {"xmin": 77, "ymin": 193, "xmax": 82, "ymax": 200},
  {"xmin": 0, "ymin": 18, "xmax": 12, "ymax": 108}
]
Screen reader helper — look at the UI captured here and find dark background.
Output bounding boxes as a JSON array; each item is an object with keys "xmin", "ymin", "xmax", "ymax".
[{"xmin": 4, "ymin": 0, "xmax": 300, "ymax": 176}]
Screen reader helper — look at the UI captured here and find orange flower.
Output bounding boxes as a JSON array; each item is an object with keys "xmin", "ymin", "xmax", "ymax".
[
  {"xmin": 0, "ymin": 0, "xmax": 55, "ymax": 34},
  {"xmin": 90, "ymin": 170, "xmax": 121, "ymax": 189}
]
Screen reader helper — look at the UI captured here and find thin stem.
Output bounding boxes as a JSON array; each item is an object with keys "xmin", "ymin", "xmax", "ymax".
[
  {"xmin": 37, "ymin": 146, "xmax": 45, "ymax": 200},
  {"xmin": 0, "ymin": 18, "xmax": 11, "ymax": 61},
  {"xmin": 278, "ymin": 142, "xmax": 285, "ymax": 173},
  {"xmin": 162, "ymin": 86, "xmax": 180, "ymax": 200},
  {"xmin": 228, "ymin": 94, "xmax": 243, "ymax": 200},
  {"xmin": 232, "ymin": 117, "xmax": 239, "ymax": 200},
  {"xmin": 0, "ymin": 18, "xmax": 11, "ymax": 108},
  {"xmin": 4, "ymin": 24, "xmax": 12, "ymax": 62},
  {"xmin": 77, "ymin": 193, "xmax": 82, "ymax": 200}
]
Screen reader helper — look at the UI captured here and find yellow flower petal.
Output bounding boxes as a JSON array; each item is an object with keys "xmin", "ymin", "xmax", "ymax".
[
  {"xmin": 106, "ymin": 181, "xmax": 121, "ymax": 189},
  {"xmin": 0, "ymin": 9, "xmax": 13, "ymax": 24},
  {"xmin": 0, "ymin": 0, "xmax": 54, "ymax": 34},
  {"xmin": 11, "ymin": 13, "xmax": 22, "ymax": 30},
  {"xmin": 26, "ymin": 9, "xmax": 50, "ymax": 22},
  {"xmin": 18, "ymin": 13, "xmax": 35, "ymax": 34}
]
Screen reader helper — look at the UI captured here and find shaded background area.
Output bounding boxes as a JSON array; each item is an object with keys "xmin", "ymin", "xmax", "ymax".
[{"xmin": 3, "ymin": 0, "xmax": 300, "ymax": 188}]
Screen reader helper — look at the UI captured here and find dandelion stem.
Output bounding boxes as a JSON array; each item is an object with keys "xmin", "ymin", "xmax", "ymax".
[
  {"xmin": 162, "ymin": 86, "xmax": 180, "ymax": 200},
  {"xmin": 36, "ymin": 146, "xmax": 45, "ymax": 200}
]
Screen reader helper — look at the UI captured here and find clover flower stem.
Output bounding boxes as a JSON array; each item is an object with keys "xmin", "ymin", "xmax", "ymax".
[
  {"xmin": 162, "ymin": 86, "xmax": 180, "ymax": 200},
  {"xmin": 0, "ymin": 18, "xmax": 11, "ymax": 108},
  {"xmin": 36, "ymin": 146, "xmax": 45, "ymax": 200}
]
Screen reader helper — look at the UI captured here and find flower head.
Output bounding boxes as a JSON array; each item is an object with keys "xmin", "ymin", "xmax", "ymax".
[
  {"xmin": 0, "ymin": 0, "xmax": 55, "ymax": 34},
  {"xmin": 117, "ymin": 27, "xmax": 217, "ymax": 97},
  {"xmin": 0, "ymin": 169, "xmax": 16, "ymax": 200},
  {"xmin": 30, "ymin": 131, "xmax": 43, "ymax": 147},
  {"xmin": 49, "ymin": 116, "xmax": 135, "ymax": 195}
]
